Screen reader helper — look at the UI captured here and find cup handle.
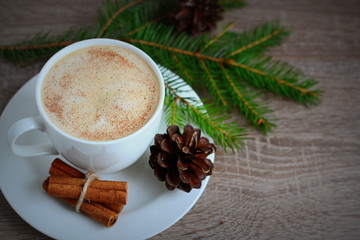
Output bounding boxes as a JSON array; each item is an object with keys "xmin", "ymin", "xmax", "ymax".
[{"xmin": 7, "ymin": 116, "xmax": 58, "ymax": 157}]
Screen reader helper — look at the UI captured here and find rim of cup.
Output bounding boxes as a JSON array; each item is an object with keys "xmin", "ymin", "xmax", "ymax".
[{"xmin": 35, "ymin": 38, "xmax": 165, "ymax": 145}]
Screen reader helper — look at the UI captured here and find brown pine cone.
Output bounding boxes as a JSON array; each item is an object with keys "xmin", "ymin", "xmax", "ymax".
[
  {"xmin": 149, "ymin": 124, "xmax": 215, "ymax": 192},
  {"xmin": 175, "ymin": 0, "xmax": 223, "ymax": 35}
]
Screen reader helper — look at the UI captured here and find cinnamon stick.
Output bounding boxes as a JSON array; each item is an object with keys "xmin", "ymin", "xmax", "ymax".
[
  {"xmin": 48, "ymin": 158, "xmax": 124, "ymax": 213},
  {"xmin": 43, "ymin": 179, "xmax": 118, "ymax": 227},
  {"xmin": 46, "ymin": 176, "xmax": 127, "ymax": 205},
  {"xmin": 43, "ymin": 158, "xmax": 128, "ymax": 227},
  {"xmin": 50, "ymin": 158, "xmax": 85, "ymax": 178},
  {"xmin": 63, "ymin": 199, "xmax": 118, "ymax": 228}
]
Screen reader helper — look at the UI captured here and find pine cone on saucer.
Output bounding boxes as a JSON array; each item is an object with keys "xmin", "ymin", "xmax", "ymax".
[
  {"xmin": 149, "ymin": 124, "xmax": 215, "ymax": 192},
  {"xmin": 175, "ymin": 0, "xmax": 223, "ymax": 35}
]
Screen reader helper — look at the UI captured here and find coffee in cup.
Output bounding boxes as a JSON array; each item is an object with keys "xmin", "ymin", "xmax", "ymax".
[{"xmin": 41, "ymin": 45, "xmax": 160, "ymax": 141}]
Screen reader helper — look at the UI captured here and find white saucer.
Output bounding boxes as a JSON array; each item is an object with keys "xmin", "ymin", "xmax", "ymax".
[{"xmin": 0, "ymin": 74, "xmax": 214, "ymax": 239}]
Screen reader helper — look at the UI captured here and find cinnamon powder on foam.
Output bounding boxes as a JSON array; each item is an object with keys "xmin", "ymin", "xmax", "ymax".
[{"xmin": 41, "ymin": 45, "xmax": 160, "ymax": 141}]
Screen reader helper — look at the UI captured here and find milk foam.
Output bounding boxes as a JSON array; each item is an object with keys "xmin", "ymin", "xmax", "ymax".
[{"xmin": 41, "ymin": 45, "xmax": 160, "ymax": 141}]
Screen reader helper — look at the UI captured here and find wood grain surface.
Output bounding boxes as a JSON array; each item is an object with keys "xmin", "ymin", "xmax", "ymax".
[{"xmin": 1, "ymin": 0, "xmax": 359, "ymax": 239}]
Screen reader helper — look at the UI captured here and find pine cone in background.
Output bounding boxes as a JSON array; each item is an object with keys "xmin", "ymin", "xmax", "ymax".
[
  {"xmin": 175, "ymin": 0, "xmax": 223, "ymax": 35},
  {"xmin": 149, "ymin": 124, "xmax": 216, "ymax": 192}
]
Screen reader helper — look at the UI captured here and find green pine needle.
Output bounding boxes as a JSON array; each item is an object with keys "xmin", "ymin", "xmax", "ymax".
[
  {"xmin": 222, "ymin": 21, "xmax": 290, "ymax": 59},
  {"xmin": 228, "ymin": 56, "xmax": 321, "ymax": 106},
  {"xmin": 0, "ymin": 0, "xmax": 322, "ymax": 151},
  {"xmin": 220, "ymin": 64, "xmax": 276, "ymax": 134},
  {"xmin": 0, "ymin": 28, "xmax": 97, "ymax": 62},
  {"xmin": 162, "ymin": 67, "xmax": 247, "ymax": 152}
]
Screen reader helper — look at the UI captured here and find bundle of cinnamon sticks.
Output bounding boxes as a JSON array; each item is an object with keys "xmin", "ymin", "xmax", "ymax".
[{"xmin": 43, "ymin": 158, "xmax": 127, "ymax": 227}]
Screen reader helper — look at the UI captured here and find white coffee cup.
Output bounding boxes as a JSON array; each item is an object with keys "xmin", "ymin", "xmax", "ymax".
[{"xmin": 7, "ymin": 39, "xmax": 165, "ymax": 173}]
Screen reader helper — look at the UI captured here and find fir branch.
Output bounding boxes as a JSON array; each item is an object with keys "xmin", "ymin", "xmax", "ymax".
[
  {"xmin": 226, "ymin": 58, "xmax": 321, "ymax": 105},
  {"xmin": 163, "ymin": 69, "xmax": 247, "ymax": 152},
  {"xmin": 171, "ymin": 52, "xmax": 195, "ymax": 83},
  {"xmin": 124, "ymin": 20, "xmax": 320, "ymax": 123},
  {"xmin": 224, "ymin": 21, "xmax": 289, "ymax": 58},
  {"xmin": 220, "ymin": 65, "xmax": 276, "ymax": 133},
  {"xmin": 97, "ymin": 0, "xmax": 145, "ymax": 37},
  {"xmin": 182, "ymin": 98, "xmax": 247, "ymax": 152},
  {"xmin": 168, "ymin": 97, "xmax": 180, "ymax": 125},
  {"xmin": 200, "ymin": 58, "xmax": 229, "ymax": 108},
  {"xmin": 0, "ymin": 28, "xmax": 96, "ymax": 62},
  {"xmin": 0, "ymin": 0, "xmax": 169, "ymax": 62},
  {"xmin": 96, "ymin": 0, "xmax": 175, "ymax": 37},
  {"xmin": 0, "ymin": 0, "xmax": 322, "ymax": 151},
  {"xmin": 202, "ymin": 23, "xmax": 235, "ymax": 51},
  {"xmin": 126, "ymin": 28, "xmax": 319, "ymax": 105},
  {"xmin": 126, "ymin": 37, "xmax": 224, "ymax": 63},
  {"xmin": 125, "ymin": 15, "xmax": 168, "ymax": 36},
  {"xmin": 228, "ymin": 29, "xmax": 283, "ymax": 57}
]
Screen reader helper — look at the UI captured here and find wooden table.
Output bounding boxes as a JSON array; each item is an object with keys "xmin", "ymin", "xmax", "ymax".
[{"xmin": 1, "ymin": 0, "xmax": 359, "ymax": 239}]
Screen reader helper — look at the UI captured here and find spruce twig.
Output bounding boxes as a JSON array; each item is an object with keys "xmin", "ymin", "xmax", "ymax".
[
  {"xmin": 163, "ymin": 67, "xmax": 247, "ymax": 152},
  {"xmin": 220, "ymin": 65, "xmax": 276, "ymax": 133},
  {"xmin": 0, "ymin": 28, "xmax": 96, "ymax": 62},
  {"xmin": 97, "ymin": 0, "xmax": 146, "ymax": 37},
  {"xmin": 0, "ymin": 0, "xmax": 322, "ymax": 151}
]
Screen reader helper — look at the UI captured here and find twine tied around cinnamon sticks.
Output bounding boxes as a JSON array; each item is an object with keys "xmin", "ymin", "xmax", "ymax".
[
  {"xmin": 43, "ymin": 158, "xmax": 128, "ymax": 227},
  {"xmin": 75, "ymin": 171, "xmax": 98, "ymax": 212}
]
